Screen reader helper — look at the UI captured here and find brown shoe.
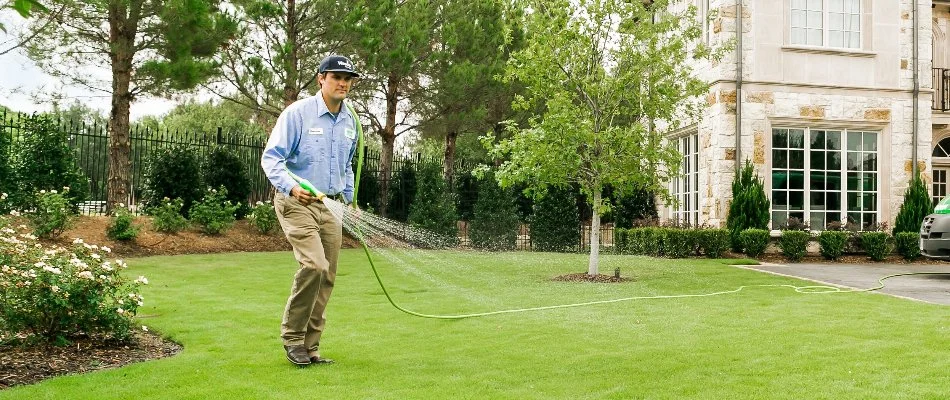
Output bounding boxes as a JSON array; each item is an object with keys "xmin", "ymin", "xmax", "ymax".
[
  {"xmin": 310, "ymin": 356, "xmax": 334, "ymax": 364},
  {"xmin": 284, "ymin": 345, "xmax": 311, "ymax": 366}
]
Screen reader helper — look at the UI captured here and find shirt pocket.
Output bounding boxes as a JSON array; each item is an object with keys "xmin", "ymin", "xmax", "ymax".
[{"xmin": 300, "ymin": 133, "xmax": 325, "ymax": 164}]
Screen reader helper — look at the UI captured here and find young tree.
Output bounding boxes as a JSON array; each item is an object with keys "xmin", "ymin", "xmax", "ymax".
[
  {"xmin": 892, "ymin": 173, "xmax": 932, "ymax": 234},
  {"xmin": 25, "ymin": 0, "xmax": 236, "ymax": 212},
  {"xmin": 408, "ymin": 162, "xmax": 458, "ymax": 244},
  {"xmin": 485, "ymin": 0, "xmax": 720, "ymax": 275},
  {"xmin": 726, "ymin": 160, "xmax": 770, "ymax": 251}
]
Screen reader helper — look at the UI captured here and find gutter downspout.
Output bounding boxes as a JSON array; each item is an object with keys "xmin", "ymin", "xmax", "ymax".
[
  {"xmin": 912, "ymin": 0, "xmax": 919, "ymax": 176},
  {"xmin": 735, "ymin": 0, "xmax": 743, "ymax": 171}
]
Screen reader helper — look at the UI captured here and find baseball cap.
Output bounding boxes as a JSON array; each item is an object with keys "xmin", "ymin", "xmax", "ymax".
[{"xmin": 318, "ymin": 55, "xmax": 360, "ymax": 77}]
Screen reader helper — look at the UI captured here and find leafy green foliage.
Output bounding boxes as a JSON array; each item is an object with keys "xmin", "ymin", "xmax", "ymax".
[
  {"xmin": 817, "ymin": 231, "xmax": 848, "ymax": 260},
  {"xmin": 469, "ymin": 171, "xmax": 520, "ymax": 251},
  {"xmin": 0, "ymin": 122, "xmax": 14, "ymax": 214},
  {"xmin": 106, "ymin": 205, "xmax": 140, "ymax": 241},
  {"xmin": 739, "ymin": 228, "xmax": 770, "ymax": 258},
  {"xmin": 726, "ymin": 160, "xmax": 771, "ymax": 251},
  {"xmin": 610, "ymin": 188, "xmax": 658, "ymax": 229},
  {"xmin": 893, "ymin": 174, "xmax": 933, "ymax": 235},
  {"xmin": 27, "ymin": 189, "xmax": 75, "ymax": 239},
  {"xmin": 150, "ymin": 197, "xmax": 189, "ymax": 233},
  {"xmin": 531, "ymin": 186, "xmax": 580, "ymax": 252},
  {"xmin": 861, "ymin": 232, "xmax": 890, "ymax": 262},
  {"xmin": 0, "ymin": 230, "xmax": 146, "ymax": 343},
  {"xmin": 407, "ymin": 163, "xmax": 458, "ymax": 243},
  {"xmin": 387, "ymin": 164, "xmax": 418, "ymax": 223},
  {"xmin": 9, "ymin": 114, "xmax": 89, "ymax": 211},
  {"xmin": 779, "ymin": 230, "xmax": 810, "ymax": 262},
  {"xmin": 202, "ymin": 146, "xmax": 251, "ymax": 218},
  {"xmin": 894, "ymin": 232, "xmax": 921, "ymax": 261},
  {"xmin": 663, "ymin": 228, "xmax": 695, "ymax": 259},
  {"xmin": 697, "ymin": 229, "xmax": 730, "ymax": 258},
  {"xmin": 248, "ymin": 201, "xmax": 278, "ymax": 234},
  {"xmin": 189, "ymin": 187, "xmax": 240, "ymax": 235},
  {"xmin": 143, "ymin": 146, "xmax": 203, "ymax": 217}
]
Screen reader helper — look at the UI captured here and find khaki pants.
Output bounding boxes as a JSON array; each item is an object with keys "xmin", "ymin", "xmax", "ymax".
[{"xmin": 274, "ymin": 192, "xmax": 342, "ymax": 356}]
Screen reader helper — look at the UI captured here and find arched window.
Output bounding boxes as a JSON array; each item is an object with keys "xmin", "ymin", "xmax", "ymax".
[{"xmin": 933, "ymin": 137, "xmax": 950, "ymax": 157}]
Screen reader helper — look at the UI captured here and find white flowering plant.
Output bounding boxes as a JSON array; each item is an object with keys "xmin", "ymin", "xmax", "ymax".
[
  {"xmin": 106, "ymin": 203, "xmax": 140, "ymax": 241},
  {"xmin": 0, "ymin": 226, "xmax": 147, "ymax": 343},
  {"xmin": 27, "ymin": 188, "xmax": 76, "ymax": 239},
  {"xmin": 150, "ymin": 197, "xmax": 189, "ymax": 233},
  {"xmin": 248, "ymin": 200, "xmax": 278, "ymax": 234},
  {"xmin": 189, "ymin": 186, "xmax": 239, "ymax": 235}
]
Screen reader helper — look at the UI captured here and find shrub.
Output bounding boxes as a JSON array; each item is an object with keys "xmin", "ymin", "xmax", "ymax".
[
  {"xmin": 641, "ymin": 227, "xmax": 666, "ymax": 257},
  {"xmin": 663, "ymin": 228, "xmax": 694, "ymax": 258},
  {"xmin": 189, "ymin": 187, "xmax": 240, "ymax": 235},
  {"xmin": 106, "ymin": 204, "xmax": 140, "ymax": 241},
  {"xmin": 611, "ymin": 188, "xmax": 658, "ymax": 229},
  {"xmin": 894, "ymin": 231, "xmax": 921, "ymax": 260},
  {"xmin": 386, "ymin": 163, "xmax": 418, "ymax": 222},
  {"xmin": 817, "ymin": 230, "xmax": 849, "ymax": 260},
  {"xmin": 0, "ymin": 128, "xmax": 14, "ymax": 214},
  {"xmin": 698, "ymin": 228, "xmax": 730, "ymax": 258},
  {"xmin": 892, "ymin": 173, "xmax": 932, "ymax": 235},
  {"xmin": 150, "ymin": 197, "xmax": 189, "ymax": 233},
  {"xmin": 469, "ymin": 171, "xmax": 519, "ymax": 251},
  {"xmin": 779, "ymin": 230, "xmax": 810, "ymax": 262},
  {"xmin": 739, "ymin": 228, "xmax": 770, "ymax": 258},
  {"xmin": 531, "ymin": 186, "xmax": 580, "ymax": 252},
  {"xmin": 8, "ymin": 114, "xmax": 89, "ymax": 211},
  {"xmin": 407, "ymin": 163, "xmax": 458, "ymax": 246},
  {"xmin": 201, "ymin": 146, "xmax": 251, "ymax": 219},
  {"xmin": 726, "ymin": 160, "xmax": 771, "ymax": 252},
  {"xmin": 355, "ymin": 163, "xmax": 381, "ymax": 212},
  {"xmin": 861, "ymin": 232, "xmax": 890, "ymax": 262},
  {"xmin": 27, "ymin": 188, "xmax": 75, "ymax": 239},
  {"xmin": 248, "ymin": 200, "xmax": 279, "ymax": 234},
  {"xmin": 0, "ymin": 231, "xmax": 147, "ymax": 343},
  {"xmin": 142, "ymin": 146, "xmax": 203, "ymax": 217}
]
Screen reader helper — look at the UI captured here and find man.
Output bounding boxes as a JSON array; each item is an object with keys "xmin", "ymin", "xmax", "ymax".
[{"xmin": 261, "ymin": 55, "xmax": 360, "ymax": 366}]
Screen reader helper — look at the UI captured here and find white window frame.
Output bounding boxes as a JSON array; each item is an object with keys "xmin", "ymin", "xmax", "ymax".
[
  {"xmin": 770, "ymin": 127, "xmax": 879, "ymax": 231},
  {"xmin": 670, "ymin": 133, "xmax": 699, "ymax": 226},
  {"xmin": 789, "ymin": 0, "xmax": 862, "ymax": 50}
]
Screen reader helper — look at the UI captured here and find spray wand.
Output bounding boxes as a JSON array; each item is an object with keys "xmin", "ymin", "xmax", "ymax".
[{"xmin": 286, "ymin": 169, "xmax": 326, "ymax": 201}]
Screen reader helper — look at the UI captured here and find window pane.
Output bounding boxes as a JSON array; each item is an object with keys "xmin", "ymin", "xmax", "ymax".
[
  {"xmin": 811, "ymin": 151, "xmax": 825, "ymax": 169},
  {"xmin": 792, "ymin": 0, "xmax": 805, "ymax": 8},
  {"xmin": 792, "ymin": 28, "xmax": 806, "ymax": 44},
  {"xmin": 830, "ymin": 0, "xmax": 843, "ymax": 12},
  {"xmin": 848, "ymin": 192, "xmax": 860, "ymax": 211},
  {"xmin": 848, "ymin": 132, "xmax": 862, "ymax": 151},
  {"xmin": 862, "ymin": 153, "xmax": 877, "ymax": 171},
  {"xmin": 847, "ymin": 172, "xmax": 859, "ymax": 190},
  {"xmin": 811, "ymin": 130, "xmax": 826, "ymax": 149},
  {"xmin": 773, "ymin": 150, "xmax": 787, "ymax": 168},
  {"xmin": 828, "ymin": 193, "xmax": 841, "ymax": 210},
  {"xmin": 829, "ymin": 31, "xmax": 843, "ymax": 47},
  {"xmin": 848, "ymin": 212, "xmax": 861, "ymax": 225},
  {"xmin": 863, "ymin": 193, "xmax": 877, "ymax": 211},
  {"xmin": 790, "ymin": 150, "xmax": 805, "ymax": 169},
  {"xmin": 849, "ymin": 32, "xmax": 860, "ymax": 49},
  {"xmin": 811, "ymin": 192, "xmax": 826, "ymax": 210},
  {"xmin": 830, "ymin": 14, "xmax": 843, "ymax": 30},
  {"xmin": 810, "ymin": 213, "xmax": 826, "ymax": 230},
  {"xmin": 773, "ymin": 190, "xmax": 788, "ymax": 208},
  {"xmin": 807, "ymin": 0, "xmax": 822, "ymax": 11},
  {"xmin": 792, "ymin": 10, "xmax": 805, "ymax": 27},
  {"xmin": 811, "ymin": 171, "xmax": 826, "ymax": 190},
  {"xmin": 827, "ymin": 171, "xmax": 841, "ymax": 190},
  {"xmin": 863, "ymin": 132, "xmax": 877, "ymax": 151},
  {"xmin": 773, "ymin": 129, "xmax": 789, "ymax": 148},
  {"xmin": 847, "ymin": 153, "xmax": 860, "ymax": 171},
  {"xmin": 773, "ymin": 171, "xmax": 788, "ymax": 189},
  {"xmin": 790, "ymin": 171, "xmax": 804, "ymax": 189},
  {"xmin": 847, "ymin": 0, "xmax": 859, "ymax": 13},
  {"xmin": 773, "ymin": 211, "xmax": 787, "ymax": 230},
  {"xmin": 790, "ymin": 191, "xmax": 805, "ymax": 210},
  {"xmin": 863, "ymin": 173, "xmax": 877, "ymax": 191},
  {"xmin": 826, "ymin": 131, "xmax": 841, "ymax": 150},
  {"xmin": 827, "ymin": 152, "xmax": 841, "ymax": 170},
  {"xmin": 789, "ymin": 129, "xmax": 805, "ymax": 148},
  {"xmin": 808, "ymin": 29, "xmax": 822, "ymax": 45}
]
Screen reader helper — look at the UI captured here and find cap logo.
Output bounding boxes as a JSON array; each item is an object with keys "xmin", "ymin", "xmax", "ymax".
[{"xmin": 337, "ymin": 60, "xmax": 352, "ymax": 69}]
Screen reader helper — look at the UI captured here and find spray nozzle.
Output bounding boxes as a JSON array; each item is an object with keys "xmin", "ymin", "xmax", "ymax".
[{"xmin": 287, "ymin": 170, "xmax": 326, "ymax": 200}]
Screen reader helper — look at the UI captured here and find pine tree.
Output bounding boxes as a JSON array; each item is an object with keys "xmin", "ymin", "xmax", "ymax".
[
  {"xmin": 893, "ymin": 173, "xmax": 932, "ymax": 234},
  {"xmin": 532, "ymin": 186, "xmax": 580, "ymax": 252},
  {"xmin": 470, "ymin": 171, "xmax": 520, "ymax": 250},
  {"xmin": 726, "ymin": 160, "xmax": 771, "ymax": 252},
  {"xmin": 408, "ymin": 162, "xmax": 459, "ymax": 245}
]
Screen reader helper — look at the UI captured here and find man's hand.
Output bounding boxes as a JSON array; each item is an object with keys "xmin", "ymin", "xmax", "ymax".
[{"xmin": 290, "ymin": 185, "xmax": 321, "ymax": 206}]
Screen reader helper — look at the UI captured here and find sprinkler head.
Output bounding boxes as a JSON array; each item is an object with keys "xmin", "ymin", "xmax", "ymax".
[{"xmin": 614, "ymin": 268, "xmax": 620, "ymax": 279}]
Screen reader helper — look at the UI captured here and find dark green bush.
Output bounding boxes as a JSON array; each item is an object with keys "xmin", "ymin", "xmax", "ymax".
[
  {"xmin": 817, "ymin": 230, "xmax": 849, "ymax": 260},
  {"xmin": 726, "ymin": 160, "xmax": 771, "ymax": 251},
  {"xmin": 469, "ymin": 171, "xmax": 519, "ymax": 251},
  {"xmin": 0, "ymin": 126, "xmax": 14, "ymax": 214},
  {"xmin": 407, "ymin": 163, "xmax": 458, "ymax": 246},
  {"xmin": 641, "ymin": 227, "xmax": 666, "ymax": 257},
  {"xmin": 106, "ymin": 205, "xmax": 140, "ymax": 241},
  {"xmin": 9, "ymin": 114, "xmax": 89, "ymax": 211},
  {"xmin": 894, "ymin": 232, "xmax": 920, "ymax": 260},
  {"xmin": 892, "ymin": 173, "xmax": 932, "ymax": 235},
  {"xmin": 531, "ymin": 186, "xmax": 580, "ymax": 252},
  {"xmin": 202, "ymin": 146, "xmax": 251, "ymax": 219},
  {"xmin": 387, "ymin": 163, "xmax": 418, "ymax": 222},
  {"xmin": 779, "ymin": 230, "xmax": 810, "ymax": 262},
  {"xmin": 610, "ymin": 187, "xmax": 658, "ymax": 229},
  {"xmin": 143, "ymin": 146, "xmax": 202, "ymax": 217},
  {"xmin": 27, "ymin": 189, "xmax": 75, "ymax": 239},
  {"xmin": 663, "ymin": 228, "xmax": 694, "ymax": 258},
  {"xmin": 739, "ymin": 228, "xmax": 770, "ymax": 258},
  {"xmin": 355, "ymin": 160, "xmax": 381, "ymax": 213},
  {"xmin": 614, "ymin": 228, "xmax": 630, "ymax": 254},
  {"xmin": 698, "ymin": 229, "xmax": 730, "ymax": 258},
  {"xmin": 861, "ymin": 232, "xmax": 890, "ymax": 262}
]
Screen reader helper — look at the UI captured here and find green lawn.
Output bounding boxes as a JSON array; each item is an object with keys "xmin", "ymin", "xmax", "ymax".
[{"xmin": 3, "ymin": 250, "xmax": 948, "ymax": 399}]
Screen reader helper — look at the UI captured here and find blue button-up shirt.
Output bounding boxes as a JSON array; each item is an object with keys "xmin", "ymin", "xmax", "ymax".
[{"xmin": 261, "ymin": 92, "xmax": 358, "ymax": 203}]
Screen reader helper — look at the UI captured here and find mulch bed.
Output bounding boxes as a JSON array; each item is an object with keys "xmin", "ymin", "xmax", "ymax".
[
  {"xmin": 0, "ymin": 332, "xmax": 182, "ymax": 389},
  {"xmin": 553, "ymin": 273, "xmax": 631, "ymax": 283}
]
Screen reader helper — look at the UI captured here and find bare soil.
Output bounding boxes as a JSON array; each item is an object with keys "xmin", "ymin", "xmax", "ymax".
[{"xmin": 552, "ymin": 273, "xmax": 631, "ymax": 283}]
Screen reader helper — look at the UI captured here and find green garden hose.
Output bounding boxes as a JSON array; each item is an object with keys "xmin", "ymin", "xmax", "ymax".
[{"xmin": 344, "ymin": 103, "xmax": 946, "ymax": 320}]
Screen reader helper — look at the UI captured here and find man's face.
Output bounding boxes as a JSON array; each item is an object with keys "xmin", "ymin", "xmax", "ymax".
[{"xmin": 319, "ymin": 71, "xmax": 356, "ymax": 102}]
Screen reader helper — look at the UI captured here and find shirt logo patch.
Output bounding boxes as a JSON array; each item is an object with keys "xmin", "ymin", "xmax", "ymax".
[
  {"xmin": 309, "ymin": 128, "xmax": 324, "ymax": 135},
  {"xmin": 344, "ymin": 128, "xmax": 356, "ymax": 140}
]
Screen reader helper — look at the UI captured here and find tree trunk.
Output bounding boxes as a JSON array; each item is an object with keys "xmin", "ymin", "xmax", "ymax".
[
  {"xmin": 106, "ymin": 3, "xmax": 136, "ymax": 214},
  {"xmin": 376, "ymin": 73, "xmax": 399, "ymax": 217},
  {"xmin": 443, "ymin": 130, "xmax": 457, "ymax": 187},
  {"xmin": 282, "ymin": 0, "xmax": 299, "ymax": 107},
  {"xmin": 588, "ymin": 189, "xmax": 601, "ymax": 276}
]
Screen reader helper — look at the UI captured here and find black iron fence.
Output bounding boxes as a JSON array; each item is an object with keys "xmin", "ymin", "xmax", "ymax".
[
  {"xmin": 457, "ymin": 221, "xmax": 615, "ymax": 252},
  {"xmin": 934, "ymin": 68, "xmax": 950, "ymax": 112}
]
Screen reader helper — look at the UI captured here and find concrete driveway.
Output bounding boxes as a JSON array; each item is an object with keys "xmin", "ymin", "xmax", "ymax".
[{"xmin": 738, "ymin": 262, "xmax": 950, "ymax": 305}]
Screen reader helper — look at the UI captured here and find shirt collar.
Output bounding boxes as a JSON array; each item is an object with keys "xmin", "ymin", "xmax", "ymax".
[{"xmin": 315, "ymin": 90, "xmax": 350, "ymax": 121}]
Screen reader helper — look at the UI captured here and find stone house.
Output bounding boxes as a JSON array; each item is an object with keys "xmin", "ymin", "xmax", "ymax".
[{"xmin": 663, "ymin": 0, "xmax": 943, "ymax": 232}]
